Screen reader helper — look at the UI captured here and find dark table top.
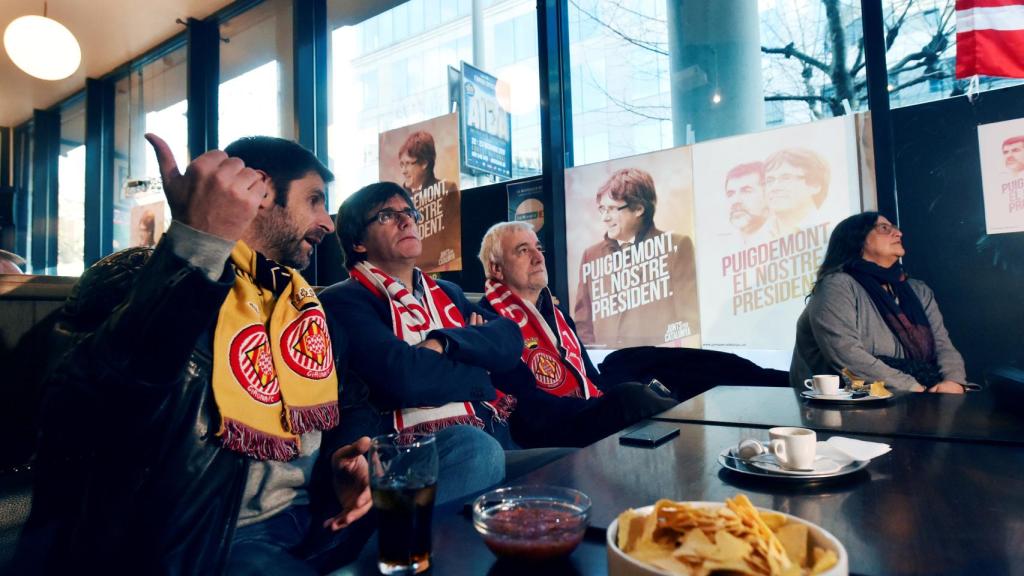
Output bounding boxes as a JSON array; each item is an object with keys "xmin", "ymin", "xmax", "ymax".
[
  {"xmin": 337, "ymin": 421, "xmax": 1024, "ymax": 575},
  {"xmin": 654, "ymin": 386, "xmax": 1024, "ymax": 445}
]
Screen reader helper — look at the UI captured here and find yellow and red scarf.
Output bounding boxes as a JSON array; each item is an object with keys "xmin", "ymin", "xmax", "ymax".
[
  {"xmin": 350, "ymin": 261, "xmax": 515, "ymax": 434},
  {"xmin": 212, "ymin": 242, "xmax": 338, "ymax": 461},
  {"xmin": 484, "ymin": 279, "xmax": 602, "ymax": 399}
]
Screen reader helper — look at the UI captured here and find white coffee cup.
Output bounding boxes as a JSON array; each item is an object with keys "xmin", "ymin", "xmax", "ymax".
[
  {"xmin": 768, "ymin": 427, "xmax": 817, "ymax": 470},
  {"xmin": 804, "ymin": 374, "xmax": 841, "ymax": 396}
]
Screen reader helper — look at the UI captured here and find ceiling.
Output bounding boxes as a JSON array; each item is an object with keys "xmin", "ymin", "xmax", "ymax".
[{"xmin": 0, "ymin": 0, "xmax": 235, "ymax": 127}]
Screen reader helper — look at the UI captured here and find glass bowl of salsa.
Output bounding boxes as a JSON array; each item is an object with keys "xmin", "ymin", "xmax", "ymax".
[{"xmin": 472, "ymin": 485, "xmax": 591, "ymax": 562}]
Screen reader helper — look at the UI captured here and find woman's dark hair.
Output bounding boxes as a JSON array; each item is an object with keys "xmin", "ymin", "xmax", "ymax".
[
  {"xmin": 809, "ymin": 211, "xmax": 881, "ymax": 296},
  {"xmin": 336, "ymin": 182, "xmax": 415, "ymax": 268}
]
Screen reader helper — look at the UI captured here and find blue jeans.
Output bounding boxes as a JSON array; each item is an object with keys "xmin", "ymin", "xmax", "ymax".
[
  {"xmin": 433, "ymin": 424, "xmax": 505, "ymax": 504},
  {"xmin": 225, "ymin": 425, "xmax": 504, "ymax": 574}
]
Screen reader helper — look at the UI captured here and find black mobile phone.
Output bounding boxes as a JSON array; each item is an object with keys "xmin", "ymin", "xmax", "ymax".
[{"xmin": 618, "ymin": 422, "xmax": 680, "ymax": 447}]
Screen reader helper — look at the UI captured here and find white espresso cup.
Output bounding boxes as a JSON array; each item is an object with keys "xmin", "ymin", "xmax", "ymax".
[
  {"xmin": 804, "ymin": 374, "xmax": 841, "ymax": 396},
  {"xmin": 768, "ymin": 427, "xmax": 817, "ymax": 470}
]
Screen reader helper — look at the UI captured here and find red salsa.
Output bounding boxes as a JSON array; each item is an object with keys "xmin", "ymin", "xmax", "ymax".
[{"xmin": 481, "ymin": 506, "xmax": 586, "ymax": 561}]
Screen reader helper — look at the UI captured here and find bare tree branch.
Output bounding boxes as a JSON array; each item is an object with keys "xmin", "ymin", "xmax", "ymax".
[
  {"xmin": 765, "ymin": 95, "xmax": 832, "ymax": 102},
  {"xmin": 761, "ymin": 43, "xmax": 831, "ymax": 74},
  {"xmin": 569, "ymin": 0, "xmax": 668, "ymax": 56}
]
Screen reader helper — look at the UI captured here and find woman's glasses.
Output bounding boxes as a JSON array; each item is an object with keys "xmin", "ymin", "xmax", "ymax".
[{"xmin": 873, "ymin": 222, "xmax": 900, "ymax": 235}]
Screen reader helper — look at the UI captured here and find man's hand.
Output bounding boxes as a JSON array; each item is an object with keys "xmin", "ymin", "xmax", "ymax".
[
  {"xmin": 323, "ymin": 437, "xmax": 373, "ymax": 532},
  {"xmin": 416, "ymin": 338, "xmax": 445, "ymax": 354},
  {"xmin": 928, "ymin": 380, "xmax": 966, "ymax": 394},
  {"xmin": 468, "ymin": 312, "xmax": 485, "ymax": 326},
  {"xmin": 145, "ymin": 133, "xmax": 266, "ymax": 242}
]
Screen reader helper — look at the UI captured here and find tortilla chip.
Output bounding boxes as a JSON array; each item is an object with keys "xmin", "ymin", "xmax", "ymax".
[{"xmin": 775, "ymin": 523, "xmax": 809, "ymax": 566}]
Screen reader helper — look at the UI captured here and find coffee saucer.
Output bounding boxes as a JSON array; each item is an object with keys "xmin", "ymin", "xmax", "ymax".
[
  {"xmin": 717, "ymin": 447, "xmax": 870, "ymax": 482},
  {"xmin": 802, "ymin": 390, "xmax": 853, "ymax": 399},
  {"xmin": 800, "ymin": 390, "xmax": 888, "ymax": 404},
  {"xmin": 746, "ymin": 454, "xmax": 844, "ymax": 476}
]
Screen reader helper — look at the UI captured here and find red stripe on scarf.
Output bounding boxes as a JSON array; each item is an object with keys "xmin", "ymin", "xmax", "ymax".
[
  {"xmin": 351, "ymin": 264, "xmax": 514, "ymax": 427},
  {"xmin": 484, "ymin": 280, "xmax": 602, "ymax": 400}
]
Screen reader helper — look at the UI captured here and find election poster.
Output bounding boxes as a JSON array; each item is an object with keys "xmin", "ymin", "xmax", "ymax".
[
  {"xmin": 977, "ymin": 117, "xmax": 1024, "ymax": 235},
  {"xmin": 507, "ymin": 178, "xmax": 545, "ymax": 234},
  {"xmin": 460, "ymin": 62, "xmax": 512, "ymax": 179},
  {"xmin": 692, "ymin": 115, "xmax": 862, "ymax": 352},
  {"xmin": 565, "ymin": 147, "xmax": 701, "ymax": 349},
  {"xmin": 130, "ymin": 199, "xmax": 166, "ymax": 248},
  {"xmin": 379, "ymin": 113, "xmax": 463, "ymax": 273}
]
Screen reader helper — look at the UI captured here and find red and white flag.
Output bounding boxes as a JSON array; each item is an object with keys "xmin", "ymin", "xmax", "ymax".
[{"xmin": 956, "ymin": 0, "xmax": 1024, "ymax": 78}]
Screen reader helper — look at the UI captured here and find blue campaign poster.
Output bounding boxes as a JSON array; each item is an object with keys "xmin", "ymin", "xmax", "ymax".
[{"xmin": 460, "ymin": 61, "xmax": 512, "ymax": 179}]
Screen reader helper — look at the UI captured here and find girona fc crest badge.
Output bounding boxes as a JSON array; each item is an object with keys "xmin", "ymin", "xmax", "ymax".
[
  {"xmin": 280, "ymin": 309, "xmax": 334, "ymax": 380},
  {"xmin": 229, "ymin": 325, "xmax": 281, "ymax": 404},
  {"xmin": 528, "ymin": 349, "xmax": 565, "ymax": 390}
]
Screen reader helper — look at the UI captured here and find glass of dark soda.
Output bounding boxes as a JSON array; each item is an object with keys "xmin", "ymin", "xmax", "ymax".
[{"xmin": 370, "ymin": 433, "xmax": 438, "ymax": 575}]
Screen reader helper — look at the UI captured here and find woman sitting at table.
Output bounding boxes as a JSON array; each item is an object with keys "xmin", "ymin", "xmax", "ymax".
[{"xmin": 791, "ymin": 211, "xmax": 967, "ymax": 393}]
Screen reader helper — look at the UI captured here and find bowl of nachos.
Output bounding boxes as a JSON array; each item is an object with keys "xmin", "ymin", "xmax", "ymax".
[{"xmin": 607, "ymin": 495, "xmax": 847, "ymax": 576}]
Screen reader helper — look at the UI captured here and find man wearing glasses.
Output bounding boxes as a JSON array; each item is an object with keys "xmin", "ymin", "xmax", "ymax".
[
  {"xmin": 763, "ymin": 148, "xmax": 830, "ymax": 238},
  {"xmin": 319, "ymin": 181, "xmax": 522, "ymax": 495},
  {"xmin": 572, "ymin": 168, "xmax": 699, "ymax": 348},
  {"xmin": 397, "ymin": 131, "xmax": 462, "ymax": 271}
]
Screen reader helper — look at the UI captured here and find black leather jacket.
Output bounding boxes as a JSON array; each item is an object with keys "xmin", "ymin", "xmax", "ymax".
[{"xmin": 13, "ymin": 243, "xmax": 376, "ymax": 574}]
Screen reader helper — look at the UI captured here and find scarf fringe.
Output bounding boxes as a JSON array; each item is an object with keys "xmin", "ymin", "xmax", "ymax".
[
  {"xmin": 402, "ymin": 415, "xmax": 484, "ymax": 435},
  {"xmin": 287, "ymin": 402, "xmax": 340, "ymax": 435},
  {"xmin": 485, "ymin": 394, "xmax": 518, "ymax": 423},
  {"xmin": 221, "ymin": 418, "xmax": 299, "ymax": 461}
]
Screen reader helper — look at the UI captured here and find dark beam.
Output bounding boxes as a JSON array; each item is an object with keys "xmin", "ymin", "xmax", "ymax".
[
  {"xmin": 860, "ymin": 0, "xmax": 899, "ymax": 221},
  {"xmin": 187, "ymin": 17, "xmax": 220, "ymax": 156},
  {"xmin": 538, "ymin": 0, "xmax": 572, "ymax": 303}
]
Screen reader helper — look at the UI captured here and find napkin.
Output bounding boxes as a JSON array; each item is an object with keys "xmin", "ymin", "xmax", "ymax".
[{"xmin": 820, "ymin": 436, "xmax": 891, "ymax": 465}]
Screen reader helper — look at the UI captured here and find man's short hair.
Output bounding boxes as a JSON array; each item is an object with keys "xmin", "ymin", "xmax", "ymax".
[
  {"xmin": 764, "ymin": 148, "xmax": 830, "ymax": 208},
  {"xmin": 1003, "ymin": 136, "xmax": 1024, "ymax": 149},
  {"xmin": 595, "ymin": 168, "xmax": 657, "ymax": 228},
  {"xmin": 223, "ymin": 136, "xmax": 334, "ymax": 207},
  {"xmin": 724, "ymin": 162, "xmax": 764, "ymax": 187},
  {"xmin": 399, "ymin": 131, "xmax": 437, "ymax": 175},
  {"xmin": 478, "ymin": 221, "xmax": 535, "ymax": 279},
  {"xmin": 336, "ymin": 182, "xmax": 415, "ymax": 268}
]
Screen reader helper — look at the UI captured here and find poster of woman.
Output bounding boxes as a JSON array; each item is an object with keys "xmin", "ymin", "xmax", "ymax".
[
  {"xmin": 565, "ymin": 147, "xmax": 700, "ymax": 349},
  {"xmin": 379, "ymin": 113, "xmax": 462, "ymax": 272}
]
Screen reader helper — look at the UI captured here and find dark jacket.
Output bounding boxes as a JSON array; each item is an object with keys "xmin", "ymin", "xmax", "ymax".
[
  {"xmin": 318, "ymin": 276, "xmax": 522, "ymax": 446},
  {"xmin": 13, "ymin": 244, "xmax": 376, "ymax": 575},
  {"xmin": 483, "ymin": 290, "xmax": 678, "ymax": 448}
]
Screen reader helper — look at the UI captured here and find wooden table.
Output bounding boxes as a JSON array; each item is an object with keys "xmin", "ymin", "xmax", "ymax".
[
  {"xmin": 654, "ymin": 386, "xmax": 1024, "ymax": 446},
  {"xmin": 337, "ymin": 421, "xmax": 1024, "ymax": 575}
]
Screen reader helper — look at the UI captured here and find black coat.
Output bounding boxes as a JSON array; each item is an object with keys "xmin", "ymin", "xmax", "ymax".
[{"xmin": 14, "ymin": 243, "xmax": 376, "ymax": 574}]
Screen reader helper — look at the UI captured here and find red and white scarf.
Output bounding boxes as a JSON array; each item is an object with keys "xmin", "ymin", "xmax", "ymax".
[
  {"xmin": 484, "ymin": 279, "xmax": 602, "ymax": 400},
  {"xmin": 351, "ymin": 262, "xmax": 513, "ymax": 433}
]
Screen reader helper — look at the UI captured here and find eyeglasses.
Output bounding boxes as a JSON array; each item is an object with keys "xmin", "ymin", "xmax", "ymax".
[
  {"xmin": 765, "ymin": 173, "xmax": 807, "ymax": 186},
  {"xmin": 597, "ymin": 204, "xmax": 630, "ymax": 216},
  {"xmin": 873, "ymin": 222, "xmax": 900, "ymax": 235},
  {"xmin": 399, "ymin": 160, "xmax": 422, "ymax": 169},
  {"xmin": 365, "ymin": 207, "xmax": 423, "ymax": 227}
]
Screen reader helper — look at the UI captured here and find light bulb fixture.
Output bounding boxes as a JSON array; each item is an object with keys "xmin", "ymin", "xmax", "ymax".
[
  {"xmin": 710, "ymin": 47, "xmax": 722, "ymax": 105},
  {"xmin": 4, "ymin": 3, "xmax": 81, "ymax": 81}
]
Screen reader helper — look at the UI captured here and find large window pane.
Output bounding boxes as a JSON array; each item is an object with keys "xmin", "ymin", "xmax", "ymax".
[
  {"xmin": 57, "ymin": 99, "xmax": 86, "ymax": 276},
  {"xmin": 327, "ymin": 0, "xmax": 542, "ymax": 210},
  {"xmin": 566, "ymin": 0, "xmax": 867, "ymax": 164},
  {"xmin": 885, "ymin": 0, "xmax": 1023, "ymax": 109},
  {"xmin": 111, "ymin": 45, "xmax": 187, "ymax": 253},
  {"xmin": 219, "ymin": 0, "xmax": 294, "ymax": 146}
]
